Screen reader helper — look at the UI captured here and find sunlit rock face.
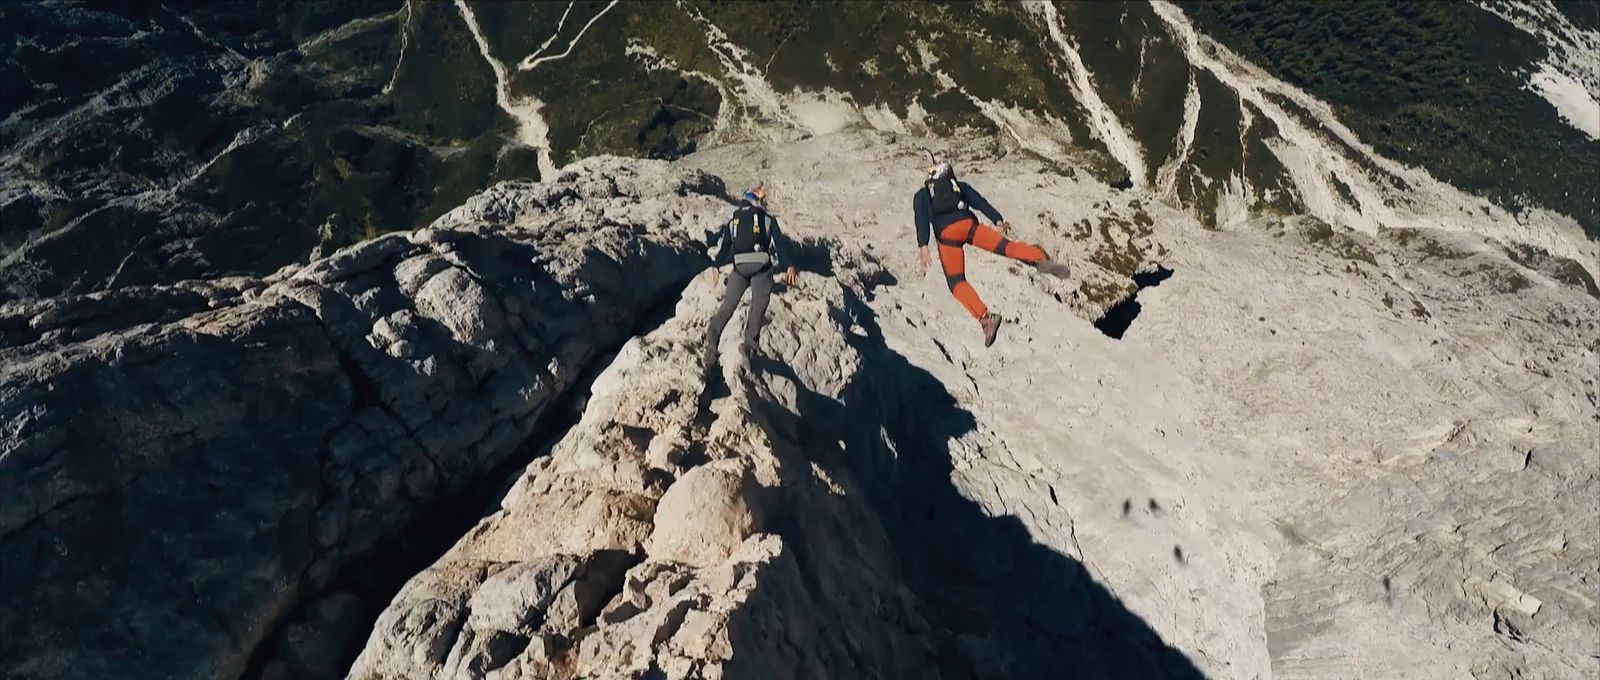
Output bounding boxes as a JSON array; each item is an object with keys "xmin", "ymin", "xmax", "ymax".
[
  {"xmin": 4, "ymin": 129, "xmax": 1597, "ymax": 679},
  {"xmin": 345, "ymin": 134, "xmax": 1599, "ymax": 680},
  {"xmin": 2, "ymin": 3, "xmax": 1597, "ymax": 679}
]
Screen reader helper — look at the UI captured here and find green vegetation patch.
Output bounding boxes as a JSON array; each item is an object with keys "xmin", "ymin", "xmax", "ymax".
[
  {"xmin": 501, "ymin": 2, "xmax": 722, "ymax": 164},
  {"xmin": 1056, "ymin": 1, "xmax": 1190, "ymax": 183},
  {"xmin": 1380, "ymin": 227, "xmax": 1475, "ymax": 262},
  {"xmin": 1186, "ymin": 70, "xmax": 1246, "ymax": 189},
  {"xmin": 1240, "ymin": 112, "xmax": 1301, "ymax": 216},
  {"xmin": 688, "ymin": 1, "xmax": 1098, "ymax": 143},
  {"xmin": 1181, "ymin": 1, "xmax": 1599, "ymax": 233},
  {"xmin": 1500, "ymin": 242, "xmax": 1600, "ymax": 298},
  {"xmin": 385, "ymin": 1, "xmax": 500, "ymax": 142},
  {"xmin": 1298, "ymin": 219, "xmax": 1376, "ymax": 264}
]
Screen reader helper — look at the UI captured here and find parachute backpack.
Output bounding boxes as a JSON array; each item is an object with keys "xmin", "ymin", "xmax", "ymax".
[{"xmin": 731, "ymin": 185, "xmax": 773, "ymax": 267}]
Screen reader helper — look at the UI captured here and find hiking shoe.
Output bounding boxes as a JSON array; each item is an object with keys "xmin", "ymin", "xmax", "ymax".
[
  {"xmin": 1036, "ymin": 260, "xmax": 1071, "ymax": 279},
  {"xmin": 980, "ymin": 313, "xmax": 1003, "ymax": 347}
]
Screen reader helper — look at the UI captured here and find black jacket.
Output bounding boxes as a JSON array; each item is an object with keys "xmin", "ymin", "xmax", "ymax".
[
  {"xmin": 711, "ymin": 204, "xmax": 791, "ymax": 268},
  {"xmin": 913, "ymin": 181, "xmax": 1004, "ymax": 246}
]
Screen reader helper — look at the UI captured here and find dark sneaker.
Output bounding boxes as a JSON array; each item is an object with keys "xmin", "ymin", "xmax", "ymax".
[
  {"xmin": 980, "ymin": 313, "xmax": 1003, "ymax": 347},
  {"xmin": 1036, "ymin": 260, "xmax": 1071, "ymax": 278}
]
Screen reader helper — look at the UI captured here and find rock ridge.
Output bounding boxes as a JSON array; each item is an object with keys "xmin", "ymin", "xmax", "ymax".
[{"xmin": 0, "ymin": 157, "xmax": 726, "ymax": 680}]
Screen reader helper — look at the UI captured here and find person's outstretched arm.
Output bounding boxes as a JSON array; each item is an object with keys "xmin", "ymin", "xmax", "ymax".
[
  {"xmin": 959, "ymin": 182, "xmax": 1007, "ymax": 228},
  {"xmin": 707, "ymin": 220, "xmax": 732, "ymax": 283},
  {"xmin": 914, "ymin": 190, "xmax": 932, "ymax": 246},
  {"xmin": 914, "ymin": 189, "xmax": 933, "ymax": 270},
  {"xmin": 768, "ymin": 217, "xmax": 798, "ymax": 286},
  {"xmin": 711, "ymin": 220, "xmax": 733, "ymax": 265}
]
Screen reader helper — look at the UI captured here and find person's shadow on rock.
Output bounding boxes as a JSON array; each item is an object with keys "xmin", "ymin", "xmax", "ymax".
[{"xmin": 739, "ymin": 288, "xmax": 1206, "ymax": 679}]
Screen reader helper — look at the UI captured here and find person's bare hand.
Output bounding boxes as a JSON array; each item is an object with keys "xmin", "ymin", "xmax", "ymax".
[
  {"xmin": 996, "ymin": 220, "xmax": 1012, "ymax": 234},
  {"xmin": 708, "ymin": 267, "xmax": 721, "ymax": 286},
  {"xmin": 918, "ymin": 246, "xmax": 932, "ymax": 271},
  {"xmin": 785, "ymin": 266, "xmax": 798, "ymax": 286}
]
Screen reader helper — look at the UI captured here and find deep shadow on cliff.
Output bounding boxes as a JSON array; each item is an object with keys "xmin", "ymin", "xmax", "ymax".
[
  {"xmin": 0, "ymin": 175, "xmax": 714, "ymax": 680},
  {"xmin": 742, "ymin": 286, "xmax": 1204, "ymax": 678}
]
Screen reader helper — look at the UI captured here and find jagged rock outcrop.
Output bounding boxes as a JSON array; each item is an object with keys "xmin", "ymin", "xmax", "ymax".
[
  {"xmin": 4, "ymin": 133, "xmax": 1597, "ymax": 680},
  {"xmin": 350, "ymin": 243, "xmax": 1204, "ymax": 679},
  {"xmin": 350, "ymin": 133, "xmax": 1598, "ymax": 680},
  {"xmin": 0, "ymin": 158, "xmax": 728, "ymax": 680}
]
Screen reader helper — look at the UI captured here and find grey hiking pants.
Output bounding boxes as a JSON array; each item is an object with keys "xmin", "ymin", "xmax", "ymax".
[{"xmin": 704, "ymin": 261, "xmax": 773, "ymax": 369}]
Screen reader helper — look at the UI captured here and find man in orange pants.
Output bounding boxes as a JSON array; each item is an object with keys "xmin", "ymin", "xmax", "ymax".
[{"xmin": 915, "ymin": 158, "xmax": 1059, "ymax": 346}]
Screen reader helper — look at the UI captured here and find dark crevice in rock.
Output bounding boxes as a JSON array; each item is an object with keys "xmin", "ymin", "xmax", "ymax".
[
  {"xmin": 481, "ymin": 632, "xmax": 533, "ymax": 674},
  {"xmin": 333, "ymin": 351, "xmax": 383, "ymax": 411},
  {"xmin": 151, "ymin": 536, "xmax": 247, "ymax": 653},
  {"xmin": 0, "ymin": 466, "xmax": 157, "ymax": 543},
  {"xmin": 1093, "ymin": 266, "xmax": 1174, "ymax": 339},
  {"xmin": 242, "ymin": 359, "xmax": 598, "ymax": 680},
  {"xmin": 245, "ymin": 278, "xmax": 696, "ymax": 680},
  {"xmin": 572, "ymin": 550, "xmax": 645, "ymax": 633},
  {"xmin": 787, "ymin": 236, "xmax": 837, "ymax": 277}
]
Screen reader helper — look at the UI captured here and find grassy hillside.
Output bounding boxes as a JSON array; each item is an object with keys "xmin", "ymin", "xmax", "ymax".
[{"xmin": 1182, "ymin": 0, "xmax": 1599, "ymax": 234}]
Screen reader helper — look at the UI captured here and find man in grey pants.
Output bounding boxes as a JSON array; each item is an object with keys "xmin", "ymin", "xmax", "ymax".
[{"xmin": 704, "ymin": 187, "xmax": 798, "ymax": 374}]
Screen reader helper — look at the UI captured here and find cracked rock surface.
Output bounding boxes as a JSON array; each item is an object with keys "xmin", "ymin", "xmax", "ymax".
[
  {"xmin": 355, "ymin": 133, "xmax": 1598, "ymax": 679},
  {"xmin": 0, "ymin": 158, "xmax": 725, "ymax": 680},
  {"xmin": 351, "ymin": 238, "xmax": 1208, "ymax": 680},
  {"xmin": 3, "ymin": 133, "xmax": 1597, "ymax": 680}
]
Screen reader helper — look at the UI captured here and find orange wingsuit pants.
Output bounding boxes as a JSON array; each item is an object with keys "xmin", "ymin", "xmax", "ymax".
[{"xmin": 937, "ymin": 217, "xmax": 1047, "ymax": 319}]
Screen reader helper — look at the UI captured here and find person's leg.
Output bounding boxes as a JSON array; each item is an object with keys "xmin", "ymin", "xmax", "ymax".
[
  {"xmin": 937, "ymin": 228, "xmax": 987, "ymax": 319},
  {"xmin": 704, "ymin": 269, "xmax": 750, "ymax": 370},
  {"xmin": 969, "ymin": 223, "xmax": 1047, "ymax": 263},
  {"xmin": 741, "ymin": 266, "xmax": 775, "ymax": 358}
]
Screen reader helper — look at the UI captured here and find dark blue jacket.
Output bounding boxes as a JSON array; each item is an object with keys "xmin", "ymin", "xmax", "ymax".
[{"xmin": 914, "ymin": 180, "xmax": 1004, "ymax": 247}]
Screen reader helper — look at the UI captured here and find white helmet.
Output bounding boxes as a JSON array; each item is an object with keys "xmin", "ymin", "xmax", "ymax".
[{"xmin": 924, "ymin": 148, "xmax": 954, "ymax": 180}]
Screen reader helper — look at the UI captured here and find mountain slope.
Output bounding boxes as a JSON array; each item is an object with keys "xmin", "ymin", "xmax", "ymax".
[
  {"xmin": 3, "ymin": 134, "xmax": 1596, "ymax": 679},
  {"xmin": 343, "ymin": 133, "xmax": 1598, "ymax": 679},
  {"xmin": 4, "ymin": 0, "xmax": 1595, "ymax": 302}
]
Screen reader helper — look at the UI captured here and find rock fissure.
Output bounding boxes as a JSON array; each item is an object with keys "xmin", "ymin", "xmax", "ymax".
[
  {"xmin": 262, "ymin": 283, "xmax": 707, "ymax": 674},
  {"xmin": 1093, "ymin": 264, "xmax": 1175, "ymax": 339}
]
